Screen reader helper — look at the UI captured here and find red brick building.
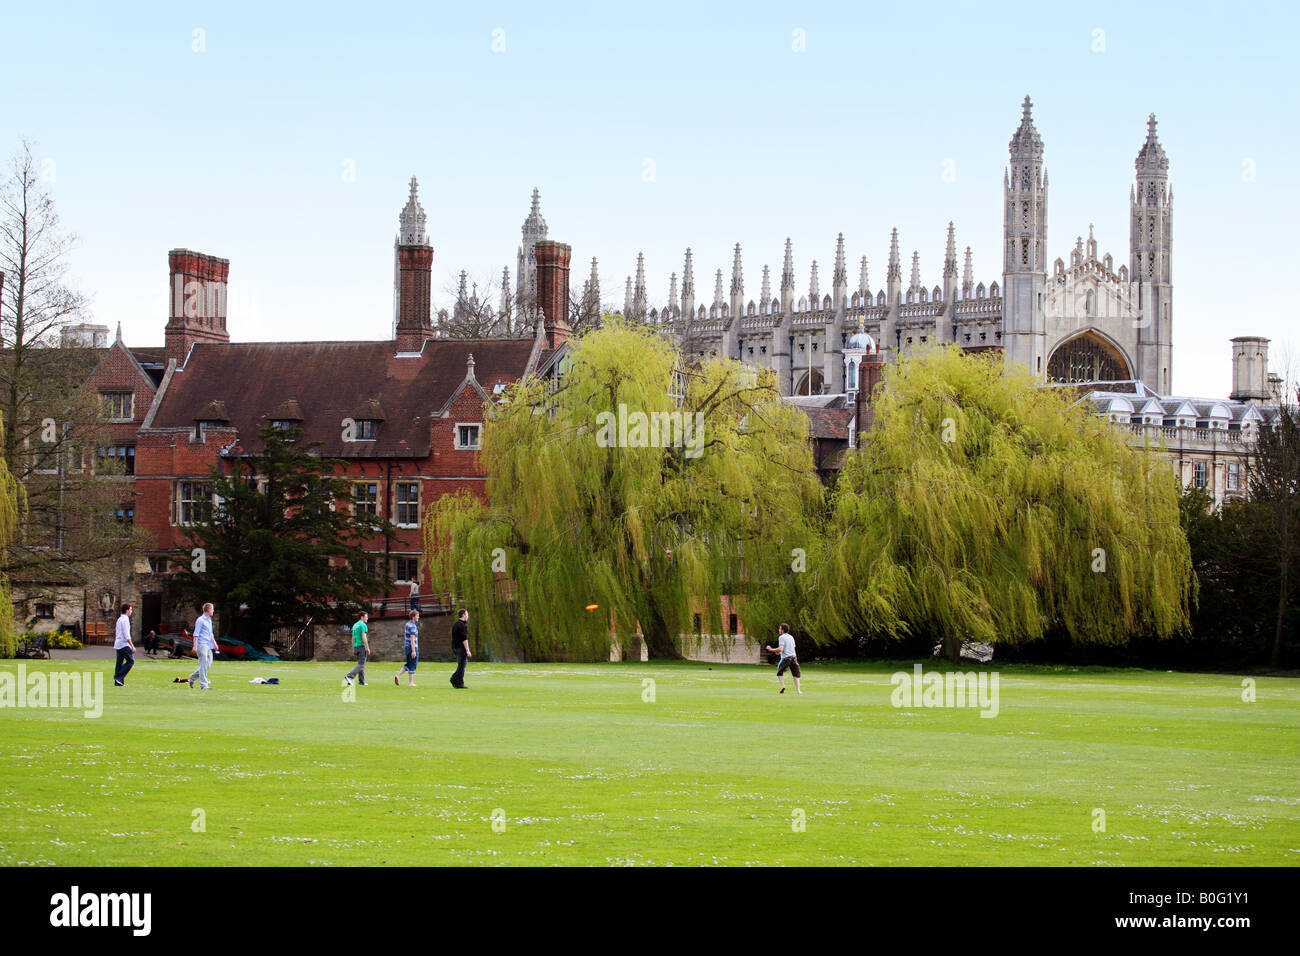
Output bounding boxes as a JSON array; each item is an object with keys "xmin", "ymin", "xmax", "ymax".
[{"xmin": 125, "ymin": 180, "xmax": 574, "ymax": 640}]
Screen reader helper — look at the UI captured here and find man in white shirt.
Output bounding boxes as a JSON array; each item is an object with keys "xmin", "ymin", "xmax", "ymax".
[
  {"xmin": 764, "ymin": 623, "xmax": 802, "ymax": 695},
  {"xmin": 189, "ymin": 603, "xmax": 217, "ymax": 690},
  {"xmin": 113, "ymin": 604, "xmax": 135, "ymax": 687}
]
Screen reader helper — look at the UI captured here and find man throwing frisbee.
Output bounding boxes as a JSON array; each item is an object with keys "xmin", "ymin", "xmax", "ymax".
[{"xmin": 765, "ymin": 623, "xmax": 802, "ymax": 695}]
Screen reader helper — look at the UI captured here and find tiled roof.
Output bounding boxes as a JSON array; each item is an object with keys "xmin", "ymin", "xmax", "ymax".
[
  {"xmin": 799, "ymin": 406, "xmax": 855, "ymax": 441},
  {"xmin": 146, "ymin": 338, "xmax": 536, "ymax": 458}
]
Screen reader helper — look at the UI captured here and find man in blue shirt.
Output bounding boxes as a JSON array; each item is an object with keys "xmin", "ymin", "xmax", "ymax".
[
  {"xmin": 189, "ymin": 603, "xmax": 217, "ymax": 690},
  {"xmin": 394, "ymin": 609, "xmax": 419, "ymax": 686}
]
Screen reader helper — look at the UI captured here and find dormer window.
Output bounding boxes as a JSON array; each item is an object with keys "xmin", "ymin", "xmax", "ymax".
[
  {"xmin": 349, "ymin": 399, "xmax": 386, "ymax": 442},
  {"xmin": 269, "ymin": 400, "xmax": 305, "ymax": 435}
]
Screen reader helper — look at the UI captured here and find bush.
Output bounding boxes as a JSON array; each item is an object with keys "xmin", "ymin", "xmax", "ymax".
[
  {"xmin": 0, "ymin": 632, "xmax": 15, "ymax": 659},
  {"xmin": 48, "ymin": 630, "xmax": 81, "ymax": 649}
]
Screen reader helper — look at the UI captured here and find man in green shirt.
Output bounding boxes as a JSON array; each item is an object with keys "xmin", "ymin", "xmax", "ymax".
[{"xmin": 343, "ymin": 610, "xmax": 370, "ymax": 686}]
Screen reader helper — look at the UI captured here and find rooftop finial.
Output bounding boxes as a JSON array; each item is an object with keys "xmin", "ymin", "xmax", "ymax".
[{"xmin": 398, "ymin": 175, "xmax": 428, "ymax": 245}]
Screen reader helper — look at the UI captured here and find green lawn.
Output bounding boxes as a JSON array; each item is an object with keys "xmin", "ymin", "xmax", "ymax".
[{"xmin": 1, "ymin": 657, "xmax": 1296, "ymax": 865}]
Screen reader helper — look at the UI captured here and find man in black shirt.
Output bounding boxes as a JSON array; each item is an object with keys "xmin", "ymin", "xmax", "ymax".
[{"xmin": 449, "ymin": 609, "xmax": 471, "ymax": 689}]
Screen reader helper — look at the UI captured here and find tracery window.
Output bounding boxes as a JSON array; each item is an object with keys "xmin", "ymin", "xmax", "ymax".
[{"xmin": 1046, "ymin": 333, "xmax": 1130, "ymax": 384}]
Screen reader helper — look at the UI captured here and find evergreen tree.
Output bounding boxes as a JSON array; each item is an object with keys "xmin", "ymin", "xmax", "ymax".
[
  {"xmin": 175, "ymin": 424, "xmax": 395, "ymax": 645},
  {"xmin": 813, "ymin": 346, "xmax": 1193, "ymax": 662},
  {"xmin": 426, "ymin": 319, "xmax": 823, "ymax": 660},
  {"xmin": 1246, "ymin": 387, "xmax": 1300, "ymax": 666}
]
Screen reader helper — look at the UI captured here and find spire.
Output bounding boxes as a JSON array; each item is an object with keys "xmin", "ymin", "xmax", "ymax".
[
  {"xmin": 587, "ymin": 257, "xmax": 600, "ymax": 311},
  {"xmin": 398, "ymin": 176, "xmax": 428, "ymax": 246},
  {"xmin": 809, "ymin": 261, "xmax": 819, "ymax": 303},
  {"xmin": 781, "ymin": 238, "xmax": 795, "ymax": 291},
  {"xmin": 858, "ymin": 256, "xmax": 869, "ymax": 296},
  {"xmin": 114, "ymin": 321, "xmax": 123, "ymax": 345},
  {"xmin": 731, "ymin": 243, "xmax": 743, "ymax": 296},
  {"xmin": 501, "ymin": 266, "xmax": 511, "ymax": 314},
  {"xmin": 682, "ymin": 248, "xmax": 694, "ymax": 299},
  {"xmin": 943, "ymin": 222, "xmax": 957, "ymax": 278},
  {"xmin": 522, "ymin": 187, "xmax": 547, "ymax": 238},
  {"xmin": 1135, "ymin": 112, "xmax": 1168, "ymax": 173},
  {"xmin": 713, "ymin": 269, "xmax": 724, "ymax": 309},
  {"xmin": 633, "ymin": 252, "xmax": 647, "ymax": 317},
  {"xmin": 760, "ymin": 264, "xmax": 771, "ymax": 304},
  {"xmin": 1009, "ymin": 95, "xmax": 1043, "ymax": 159},
  {"xmin": 624, "ymin": 276, "xmax": 632, "ymax": 314},
  {"xmin": 909, "ymin": 252, "xmax": 921, "ymax": 293},
  {"xmin": 887, "ymin": 228, "xmax": 901, "ymax": 282},
  {"xmin": 833, "ymin": 233, "xmax": 847, "ymax": 287},
  {"xmin": 668, "ymin": 272, "xmax": 678, "ymax": 313},
  {"xmin": 962, "ymin": 246, "xmax": 973, "ymax": 293}
]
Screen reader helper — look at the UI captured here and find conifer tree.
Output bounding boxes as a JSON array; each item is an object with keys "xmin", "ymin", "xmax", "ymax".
[{"xmin": 175, "ymin": 424, "xmax": 395, "ymax": 645}]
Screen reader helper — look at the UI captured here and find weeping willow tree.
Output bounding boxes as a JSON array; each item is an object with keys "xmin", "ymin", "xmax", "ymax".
[
  {"xmin": 813, "ymin": 345, "xmax": 1193, "ymax": 662},
  {"xmin": 425, "ymin": 318, "xmax": 824, "ymax": 660},
  {"xmin": 0, "ymin": 417, "xmax": 21, "ymax": 657}
]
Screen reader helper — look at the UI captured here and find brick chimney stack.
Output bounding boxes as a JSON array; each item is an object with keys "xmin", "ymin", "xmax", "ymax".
[
  {"xmin": 534, "ymin": 239, "xmax": 572, "ymax": 349},
  {"xmin": 395, "ymin": 177, "xmax": 435, "ymax": 353},
  {"xmin": 165, "ymin": 249, "xmax": 230, "ymax": 366}
]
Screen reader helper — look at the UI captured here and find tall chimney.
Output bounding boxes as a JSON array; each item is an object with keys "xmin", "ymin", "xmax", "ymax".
[
  {"xmin": 534, "ymin": 239, "xmax": 572, "ymax": 349},
  {"xmin": 1229, "ymin": 336, "xmax": 1270, "ymax": 404},
  {"xmin": 165, "ymin": 249, "xmax": 230, "ymax": 366},
  {"xmin": 394, "ymin": 177, "xmax": 434, "ymax": 353}
]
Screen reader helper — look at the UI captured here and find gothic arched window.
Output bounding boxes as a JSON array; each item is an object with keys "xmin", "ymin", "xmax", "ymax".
[{"xmin": 1046, "ymin": 333, "xmax": 1131, "ymax": 384}]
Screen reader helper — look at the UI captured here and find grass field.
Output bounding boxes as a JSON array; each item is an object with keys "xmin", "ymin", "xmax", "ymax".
[{"xmin": 1, "ymin": 657, "xmax": 1297, "ymax": 866}]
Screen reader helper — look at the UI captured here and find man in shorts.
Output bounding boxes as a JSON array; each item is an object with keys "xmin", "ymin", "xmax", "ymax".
[
  {"xmin": 764, "ymin": 623, "xmax": 802, "ymax": 695},
  {"xmin": 395, "ymin": 609, "xmax": 419, "ymax": 686}
]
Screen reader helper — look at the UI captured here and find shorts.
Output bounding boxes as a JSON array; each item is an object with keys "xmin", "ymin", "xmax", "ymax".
[
  {"xmin": 402, "ymin": 644, "xmax": 418, "ymax": 671},
  {"xmin": 776, "ymin": 655, "xmax": 800, "ymax": 678}
]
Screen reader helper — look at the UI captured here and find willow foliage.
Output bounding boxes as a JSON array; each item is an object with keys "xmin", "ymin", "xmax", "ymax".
[
  {"xmin": 0, "ymin": 417, "xmax": 21, "ymax": 656},
  {"xmin": 425, "ymin": 319, "xmax": 823, "ymax": 660},
  {"xmin": 812, "ymin": 345, "xmax": 1193, "ymax": 659}
]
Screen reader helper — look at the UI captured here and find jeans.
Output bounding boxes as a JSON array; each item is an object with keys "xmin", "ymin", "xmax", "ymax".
[
  {"xmin": 114, "ymin": 648, "xmax": 134, "ymax": 685},
  {"xmin": 451, "ymin": 648, "xmax": 467, "ymax": 687},
  {"xmin": 346, "ymin": 647, "xmax": 367, "ymax": 683},
  {"xmin": 189, "ymin": 646, "xmax": 213, "ymax": 689}
]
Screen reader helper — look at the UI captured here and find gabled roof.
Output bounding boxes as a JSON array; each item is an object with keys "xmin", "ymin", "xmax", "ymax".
[
  {"xmin": 798, "ymin": 406, "xmax": 855, "ymax": 441},
  {"xmin": 144, "ymin": 338, "xmax": 536, "ymax": 458}
]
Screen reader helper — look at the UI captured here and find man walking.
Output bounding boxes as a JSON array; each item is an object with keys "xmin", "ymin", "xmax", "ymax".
[
  {"xmin": 449, "ymin": 608, "xmax": 471, "ymax": 689},
  {"xmin": 395, "ymin": 609, "xmax": 419, "ymax": 686},
  {"xmin": 764, "ymin": 623, "xmax": 802, "ymax": 695},
  {"xmin": 344, "ymin": 610, "xmax": 370, "ymax": 686},
  {"xmin": 189, "ymin": 603, "xmax": 217, "ymax": 690},
  {"xmin": 113, "ymin": 603, "xmax": 135, "ymax": 687}
]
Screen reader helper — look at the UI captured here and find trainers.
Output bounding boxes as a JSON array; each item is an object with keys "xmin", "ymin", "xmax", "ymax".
[
  {"xmin": 779, "ymin": 687, "xmax": 785, "ymax": 694},
  {"xmin": 343, "ymin": 676, "xmax": 353, "ymax": 686},
  {"xmin": 394, "ymin": 675, "xmax": 400, "ymax": 686}
]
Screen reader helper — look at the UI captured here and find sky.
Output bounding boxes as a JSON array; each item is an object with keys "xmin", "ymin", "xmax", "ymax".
[{"xmin": 2, "ymin": 0, "xmax": 1297, "ymax": 397}]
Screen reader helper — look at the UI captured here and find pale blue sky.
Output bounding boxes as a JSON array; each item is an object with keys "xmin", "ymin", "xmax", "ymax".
[{"xmin": 3, "ymin": 0, "xmax": 1296, "ymax": 396}]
